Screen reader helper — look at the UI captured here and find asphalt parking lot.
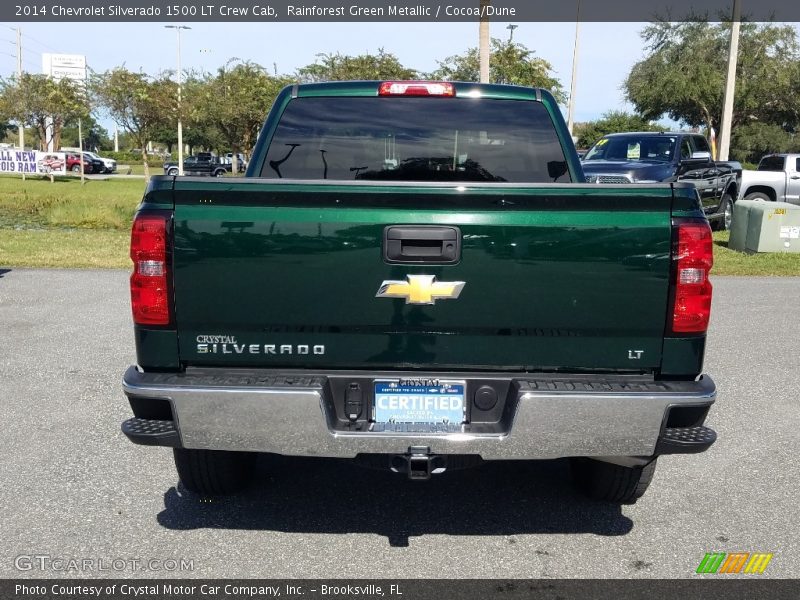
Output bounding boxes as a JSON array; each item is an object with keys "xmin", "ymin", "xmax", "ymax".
[{"xmin": 0, "ymin": 269, "xmax": 798, "ymax": 579}]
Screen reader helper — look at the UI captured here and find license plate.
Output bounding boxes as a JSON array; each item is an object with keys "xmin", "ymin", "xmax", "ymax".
[{"xmin": 373, "ymin": 379, "xmax": 465, "ymax": 426}]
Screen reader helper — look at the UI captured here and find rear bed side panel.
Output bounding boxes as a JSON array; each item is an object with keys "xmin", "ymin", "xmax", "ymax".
[{"xmin": 170, "ymin": 181, "xmax": 674, "ymax": 373}]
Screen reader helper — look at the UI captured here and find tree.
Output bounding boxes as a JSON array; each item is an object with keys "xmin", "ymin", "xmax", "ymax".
[
  {"xmin": 730, "ymin": 122, "xmax": 799, "ymax": 165},
  {"xmin": 0, "ymin": 119, "xmax": 12, "ymax": 143},
  {"xmin": 297, "ymin": 49, "xmax": 417, "ymax": 82},
  {"xmin": 181, "ymin": 119, "xmax": 224, "ymax": 156},
  {"xmin": 149, "ymin": 121, "xmax": 178, "ymax": 154},
  {"xmin": 430, "ymin": 38, "xmax": 565, "ymax": 103},
  {"xmin": 0, "ymin": 73, "xmax": 89, "ymax": 150},
  {"xmin": 148, "ymin": 71, "xmax": 219, "ymax": 155},
  {"xmin": 624, "ymin": 20, "xmax": 800, "ymax": 154},
  {"xmin": 92, "ymin": 68, "xmax": 177, "ymax": 177},
  {"xmin": 191, "ymin": 60, "xmax": 291, "ymax": 172},
  {"xmin": 61, "ymin": 115, "xmax": 111, "ymax": 151},
  {"xmin": 574, "ymin": 111, "xmax": 667, "ymax": 149}
]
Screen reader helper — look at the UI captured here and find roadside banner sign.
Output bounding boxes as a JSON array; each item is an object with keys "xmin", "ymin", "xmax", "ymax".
[
  {"xmin": 0, "ymin": 149, "xmax": 67, "ymax": 175},
  {"xmin": 0, "ymin": 148, "xmax": 38, "ymax": 174}
]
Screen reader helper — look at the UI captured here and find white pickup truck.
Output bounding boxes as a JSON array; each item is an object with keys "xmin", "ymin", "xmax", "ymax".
[{"xmin": 740, "ymin": 154, "xmax": 800, "ymax": 204}]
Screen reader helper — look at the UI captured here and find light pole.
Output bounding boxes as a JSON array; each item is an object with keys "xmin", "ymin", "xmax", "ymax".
[
  {"xmin": 165, "ymin": 25, "xmax": 190, "ymax": 176},
  {"xmin": 14, "ymin": 27, "xmax": 24, "ymax": 154},
  {"xmin": 479, "ymin": 0, "xmax": 490, "ymax": 83},
  {"xmin": 566, "ymin": 0, "xmax": 581, "ymax": 137},
  {"xmin": 718, "ymin": 0, "xmax": 741, "ymax": 162}
]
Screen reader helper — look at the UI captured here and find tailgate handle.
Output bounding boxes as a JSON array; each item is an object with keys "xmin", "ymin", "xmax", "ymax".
[{"xmin": 383, "ymin": 226, "xmax": 461, "ymax": 264}]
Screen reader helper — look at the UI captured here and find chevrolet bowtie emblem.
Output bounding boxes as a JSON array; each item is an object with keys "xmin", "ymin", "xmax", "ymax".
[{"xmin": 375, "ymin": 275, "xmax": 465, "ymax": 305}]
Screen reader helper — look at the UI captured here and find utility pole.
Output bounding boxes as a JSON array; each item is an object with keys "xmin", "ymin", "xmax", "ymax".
[
  {"xmin": 718, "ymin": 0, "xmax": 741, "ymax": 161},
  {"xmin": 114, "ymin": 125, "xmax": 119, "ymax": 152},
  {"xmin": 479, "ymin": 0, "xmax": 490, "ymax": 83},
  {"xmin": 78, "ymin": 118, "xmax": 85, "ymax": 184},
  {"xmin": 15, "ymin": 27, "xmax": 25, "ymax": 179},
  {"xmin": 566, "ymin": 0, "xmax": 582, "ymax": 137},
  {"xmin": 165, "ymin": 25, "xmax": 191, "ymax": 176}
]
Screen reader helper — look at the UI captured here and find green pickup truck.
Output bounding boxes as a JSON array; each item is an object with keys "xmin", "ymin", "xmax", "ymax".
[{"xmin": 122, "ymin": 81, "xmax": 717, "ymax": 503}]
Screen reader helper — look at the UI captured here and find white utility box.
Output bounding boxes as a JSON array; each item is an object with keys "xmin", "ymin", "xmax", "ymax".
[{"xmin": 728, "ymin": 200, "xmax": 800, "ymax": 253}]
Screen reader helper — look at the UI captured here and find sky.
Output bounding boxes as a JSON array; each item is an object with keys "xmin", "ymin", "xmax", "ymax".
[{"xmin": 0, "ymin": 20, "xmax": 655, "ymax": 131}]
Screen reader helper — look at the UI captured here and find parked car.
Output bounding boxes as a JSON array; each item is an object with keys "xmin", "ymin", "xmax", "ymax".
[
  {"xmin": 739, "ymin": 154, "xmax": 800, "ymax": 205},
  {"xmin": 64, "ymin": 152, "xmax": 96, "ymax": 174},
  {"xmin": 163, "ymin": 152, "xmax": 228, "ymax": 177},
  {"xmin": 83, "ymin": 151, "xmax": 117, "ymax": 174},
  {"xmin": 582, "ymin": 131, "xmax": 742, "ymax": 230}
]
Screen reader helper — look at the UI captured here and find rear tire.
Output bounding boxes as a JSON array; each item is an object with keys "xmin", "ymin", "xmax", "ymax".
[
  {"xmin": 570, "ymin": 458, "xmax": 657, "ymax": 504},
  {"xmin": 744, "ymin": 191, "xmax": 772, "ymax": 202},
  {"xmin": 713, "ymin": 193, "xmax": 734, "ymax": 231},
  {"xmin": 173, "ymin": 449, "xmax": 256, "ymax": 496},
  {"xmin": 167, "ymin": 167, "xmax": 179, "ymax": 176}
]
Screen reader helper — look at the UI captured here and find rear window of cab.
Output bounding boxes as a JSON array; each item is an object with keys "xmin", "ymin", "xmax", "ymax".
[{"xmin": 261, "ymin": 97, "xmax": 570, "ymax": 183}]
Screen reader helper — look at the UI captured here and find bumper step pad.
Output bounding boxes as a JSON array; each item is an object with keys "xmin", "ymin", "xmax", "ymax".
[
  {"xmin": 121, "ymin": 417, "xmax": 181, "ymax": 447},
  {"xmin": 655, "ymin": 425, "xmax": 716, "ymax": 454}
]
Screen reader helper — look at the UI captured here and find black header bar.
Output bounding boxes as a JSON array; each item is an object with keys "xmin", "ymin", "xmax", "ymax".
[{"xmin": 5, "ymin": 0, "xmax": 800, "ymax": 22}]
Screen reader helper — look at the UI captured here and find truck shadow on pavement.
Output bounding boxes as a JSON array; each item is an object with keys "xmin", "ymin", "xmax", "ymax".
[
  {"xmin": 0, "ymin": 269, "xmax": 11, "ymax": 278},
  {"xmin": 156, "ymin": 456, "xmax": 634, "ymax": 546}
]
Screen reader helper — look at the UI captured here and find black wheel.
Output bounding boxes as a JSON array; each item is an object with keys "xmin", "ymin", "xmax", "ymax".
[
  {"xmin": 744, "ymin": 191, "xmax": 771, "ymax": 202},
  {"xmin": 167, "ymin": 167, "xmax": 178, "ymax": 176},
  {"xmin": 173, "ymin": 448, "xmax": 256, "ymax": 496},
  {"xmin": 71, "ymin": 164, "xmax": 81, "ymax": 173},
  {"xmin": 570, "ymin": 458, "xmax": 657, "ymax": 504},
  {"xmin": 713, "ymin": 193, "xmax": 734, "ymax": 231},
  {"xmin": 213, "ymin": 169, "xmax": 225, "ymax": 177}
]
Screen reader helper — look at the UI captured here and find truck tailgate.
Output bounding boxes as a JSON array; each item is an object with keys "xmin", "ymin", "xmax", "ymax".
[{"xmin": 171, "ymin": 180, "xmax": 673, "ymax": 372}]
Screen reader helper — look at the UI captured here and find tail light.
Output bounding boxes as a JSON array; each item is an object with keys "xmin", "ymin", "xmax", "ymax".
[
  {"xmin": 378, "ymin": 81, "xmax": 455, "ymax": 97},
  {"xmin": 670, "ymin": 220, "xmax": 713, "ymax": 334},
  {"xmin": 130, "ymin": 212, "xmax": 171, "ymax": 325}
]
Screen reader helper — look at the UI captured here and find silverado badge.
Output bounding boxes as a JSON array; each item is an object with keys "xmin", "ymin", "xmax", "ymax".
[{"xmin": 375, "ymin": 275, "xmax": 465, "ymax": 305}]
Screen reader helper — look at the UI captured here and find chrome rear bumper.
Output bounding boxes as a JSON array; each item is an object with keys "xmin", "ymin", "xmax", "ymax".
[{"xmin": 122, "ymin": 366, "xmax": 716, "ymax": 460}]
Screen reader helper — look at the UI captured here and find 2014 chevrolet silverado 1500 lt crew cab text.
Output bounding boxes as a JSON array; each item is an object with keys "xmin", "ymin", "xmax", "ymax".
[{"xmin": 121, "ymin": 81, "xmax": 717, "ymax": 503}]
